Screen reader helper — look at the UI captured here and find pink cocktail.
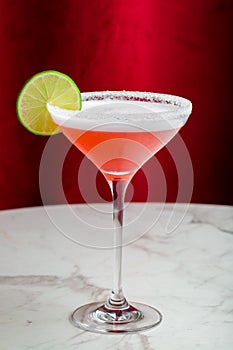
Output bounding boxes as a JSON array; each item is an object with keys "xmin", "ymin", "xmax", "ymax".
[{"xmin": 48, "ymin": 91, "xmax": 192, "ymax": 334}]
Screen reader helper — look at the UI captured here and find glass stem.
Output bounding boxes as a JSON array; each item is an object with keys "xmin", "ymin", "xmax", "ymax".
[{"xmin": 106, "ymin": 179, "xmax": 129, "ymax": 309}]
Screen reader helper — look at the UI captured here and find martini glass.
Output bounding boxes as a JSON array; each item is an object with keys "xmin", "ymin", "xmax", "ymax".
[{"xmin": 48, "ymin": 91, "xmax": 192, "ymax": 334}]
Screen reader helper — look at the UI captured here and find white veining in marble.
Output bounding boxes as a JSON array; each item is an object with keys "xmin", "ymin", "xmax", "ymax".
[{"xmin": 0, "ymin": 203, "xmax": 233, "ymax": 349}]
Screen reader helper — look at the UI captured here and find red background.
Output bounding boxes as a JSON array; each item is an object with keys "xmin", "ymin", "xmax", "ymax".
[{"xmin": 0, "ymin": 0, "xmax": 232, "ymax": 209}]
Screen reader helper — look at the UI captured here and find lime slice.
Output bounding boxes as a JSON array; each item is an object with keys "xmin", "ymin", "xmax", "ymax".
[{"xmin": 16, "ymin": 70, "xmax": 82, "ymax": 135}]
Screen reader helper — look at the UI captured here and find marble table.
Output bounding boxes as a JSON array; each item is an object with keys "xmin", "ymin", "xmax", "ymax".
[{"xmin": 0, "ymin": 203, "xmax": 233, "ymax": 349}]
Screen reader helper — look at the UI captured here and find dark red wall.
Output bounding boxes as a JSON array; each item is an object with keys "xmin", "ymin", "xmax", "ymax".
[{"xmin": 0, "ymin": 0, "xmax": 232, "ymax": 209}]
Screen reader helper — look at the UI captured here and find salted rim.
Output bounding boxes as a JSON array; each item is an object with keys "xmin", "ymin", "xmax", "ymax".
[{"xmin": 47, "ymin": 91, "xmax": 192, "ymax": 131}]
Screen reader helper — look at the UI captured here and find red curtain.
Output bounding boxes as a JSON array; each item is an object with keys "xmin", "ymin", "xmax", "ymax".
[{"xmin": 0, "ymin": 0, "xmax": 232, "ymax": 209}]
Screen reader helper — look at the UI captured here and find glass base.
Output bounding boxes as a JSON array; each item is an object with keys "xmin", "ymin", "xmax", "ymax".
[{"xmin": 70, "ymin": 301, "xmax": 162, "ymax": 334}]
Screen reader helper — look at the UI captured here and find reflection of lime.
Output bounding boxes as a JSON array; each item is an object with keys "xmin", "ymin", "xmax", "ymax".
[{"xmin": 16, "ymin": 70, "xmax": 82, "ymax": 136}]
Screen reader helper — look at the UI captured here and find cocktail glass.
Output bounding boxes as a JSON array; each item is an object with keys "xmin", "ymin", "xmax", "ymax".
[{"xmin": 48, "ymin": 91, "xmax": 192, "ymax": 334}]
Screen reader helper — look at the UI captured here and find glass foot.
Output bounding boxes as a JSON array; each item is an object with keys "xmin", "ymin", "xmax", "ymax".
[{"xmin": 70, "ymin": 301, "xmax": 162, "ymax": 334}]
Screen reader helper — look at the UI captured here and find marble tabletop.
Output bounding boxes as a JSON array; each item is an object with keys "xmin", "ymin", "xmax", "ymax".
[{"xmin": 0, "ymin": 203, "xmax": 233, "ymax": 349}]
